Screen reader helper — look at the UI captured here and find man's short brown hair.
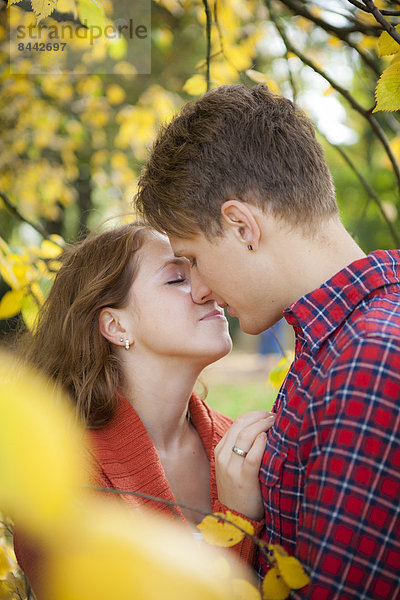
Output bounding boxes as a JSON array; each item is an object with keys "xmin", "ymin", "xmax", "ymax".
[{"xmin": 134, "ymin": 84, "xmax": 338, "ymax": 239}]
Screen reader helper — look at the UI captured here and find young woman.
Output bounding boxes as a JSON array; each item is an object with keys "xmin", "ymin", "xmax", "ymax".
[{"xmin": 14, "ymin": 221, "xmax": 275, "ymax": 592}]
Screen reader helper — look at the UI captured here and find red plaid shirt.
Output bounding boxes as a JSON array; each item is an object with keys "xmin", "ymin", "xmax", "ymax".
[{"xmin": 259, "ymin": 249, "xmax": 400, "ymax": 599}]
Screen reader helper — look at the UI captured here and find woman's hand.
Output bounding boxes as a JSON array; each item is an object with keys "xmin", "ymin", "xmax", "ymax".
[{"xmin": 214, "ymin": 410, "xmax": 275, "ymax": 521}]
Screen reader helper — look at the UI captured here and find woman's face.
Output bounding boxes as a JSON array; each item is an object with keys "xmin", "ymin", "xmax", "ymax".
[{"xmin": 122, "ymin": 233, "xmax": 232, "ymax": 366}]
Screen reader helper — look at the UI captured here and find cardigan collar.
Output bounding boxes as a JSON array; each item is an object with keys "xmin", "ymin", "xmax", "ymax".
[{"xmin": 88, "ymin": 392, "xmax": 221, "ymax": 523}]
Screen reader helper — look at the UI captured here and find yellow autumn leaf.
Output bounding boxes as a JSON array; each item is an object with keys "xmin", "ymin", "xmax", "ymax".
[
  {"xmin": 0, "ymin": 545, "xmax": 9, "ymax": 579},
  {"xmin": 232, "ymin": 578, "xmax": 261, "ymax": 600},
  {"xmin": 39, "ymin": 238, "xmax": 63, "ymax": 259},
  {"xmin": 31, "ymin": 0, "xmax": 57, "ymax": 21},
  {"xmin": 0, "ymin": 289, "xmax": 25, "ymax": 319},
  {"xmin": 377, "ymin": 26, "xmax": 400, "ymax": 57},
  {"xmin": 197, "ymin": 511, "xmax": 254, "ymax": 547},
  {"xmin": 183, "ymin": 74, "xmax": 207, "ymax": 96},
  {"xmin": 373, "ymin": 62, "xmax": 400, "ymax": 113},
  {"xmin": 0, "ymin": 580, "xmax": 14, "ymax": 600},
  {"xmin": 106, "ymin": 83, "xmax": 126, "ymax": 105},
  {"xmin": 267, "ymin": 353, "xmax": 294, "ymax": 390},
  {"xmin": 274, "ymin": 553, "xmax": 310, "ymax": 589},
  {"xmin": 1, "ymin": 573, "xmax": 27, "ymax": 599},
  {"xmin": 262, "ymin": 567, "xmax": 291, "ymax": 600},
  {"xmin": 0, "ymin": 350, "xmax": 89, "ymax": 539},
  {"xmin": 46, "ymin": 499, "xmax": 232, "ymax": 600}
]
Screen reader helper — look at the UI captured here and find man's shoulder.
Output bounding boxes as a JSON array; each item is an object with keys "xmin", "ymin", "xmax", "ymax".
[{"xmin": 336, "ymin": 287, "xmax": 400, "ymax": 348}]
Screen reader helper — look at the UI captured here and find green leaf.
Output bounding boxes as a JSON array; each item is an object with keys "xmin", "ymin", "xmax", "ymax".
[
  {"xmin": 377, "ymin": 26, "xmax": 400, "ymax": 57},
  {"xmin": 77, "ymin": 0, "xmax": 106, "ymax": 31},
  {"xmin": 373, "ymin": 62, "xmax": 400, "ymax": 113},
  {"xmin": 21, "ymin": 293, "xmax": 39, "ymax": 331},
  {"xmin": 108, "ymin": 35, "xmax": 127, "ymax": 60}
]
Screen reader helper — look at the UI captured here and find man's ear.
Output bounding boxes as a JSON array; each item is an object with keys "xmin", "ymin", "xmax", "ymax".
[
  {"xmin": 99, "ymin": 309, "xmax": 127, "ymax": 347},
  {"xmin": 221, "ymin": 200, "xmax": 261, "ymax": 250}
]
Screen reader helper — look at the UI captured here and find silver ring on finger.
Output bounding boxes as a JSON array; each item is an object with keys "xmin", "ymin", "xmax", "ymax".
[{"xmin": 232, "ymin": 445, "xmax": 248, "ymax": 458}]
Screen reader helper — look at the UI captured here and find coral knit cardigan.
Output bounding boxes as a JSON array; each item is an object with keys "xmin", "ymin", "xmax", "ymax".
[
  {"xmin": 14, "ymin": 392, "xmax": 263, "ymax": 591},
  {"xmin": 88, "ymin": 392, "xmax": 264, "ymax": 567}
]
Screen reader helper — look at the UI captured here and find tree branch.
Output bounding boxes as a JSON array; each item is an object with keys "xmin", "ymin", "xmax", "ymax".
[
  {"xmin": 278, "ymin": 0, "xmax": 381, "ymax": 76},
  {"xmin": 202, "ymin": 0, "xmax": 212, "ymax": 91},
  {"xmin": 362, "ymin": 0, "xmax": 400, "ymax": 44},
  {"xmin": 0, "ymin": 191, "xmax": 56, "ymax": 242},
  {"xmin": 265, "ymin": 0, "xmax": 400, "ymax": 198}
]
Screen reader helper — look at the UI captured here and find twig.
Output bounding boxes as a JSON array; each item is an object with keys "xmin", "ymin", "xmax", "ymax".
[
  {"xmin": 327, "ymin": 140, "xmax": 400, "ymax": 246},
  {"xmin": 90, "ymin": 485, "xmax": 271, "ymax": 559},
  {"xmin": 202, "ymin": 0, "xmax": 212, "ymax": 91},
  {"xmin": 269, "ymin": 326, "xmax": 288, "ymax": 360},
  {"xmin": 347, "ymin": 0, "xmax": 400, "ymax": 16}
]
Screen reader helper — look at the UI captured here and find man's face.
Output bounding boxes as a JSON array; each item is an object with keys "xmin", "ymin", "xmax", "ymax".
[{"xmin": 169, "ymin": 230, "xmax": 285, "ymax": 335}]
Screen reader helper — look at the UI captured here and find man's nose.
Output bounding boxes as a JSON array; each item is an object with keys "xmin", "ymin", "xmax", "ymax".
[
  {"xmin": 190, "ymin": 277, "xmax": 212, "ymax": 304},
  {"xmin": 190, "ymin": 271, "xmax": 214, "ymax": 304}
]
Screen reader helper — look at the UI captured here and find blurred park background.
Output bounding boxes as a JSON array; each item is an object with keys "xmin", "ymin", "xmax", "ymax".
[{"xmin": 0, "ymin": 0, "xmax": 399, "ymax": 420}]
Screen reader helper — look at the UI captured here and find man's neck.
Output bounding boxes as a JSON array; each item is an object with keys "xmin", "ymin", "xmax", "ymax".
[{"xmin": 289, "ymin": 219, "xmax": 366, "ymax": 303}]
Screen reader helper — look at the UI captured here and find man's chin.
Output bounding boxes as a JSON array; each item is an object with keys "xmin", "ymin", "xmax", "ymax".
[{"xmin": 239, "ymin": 317, "xmax": 277, "ymax": 336}]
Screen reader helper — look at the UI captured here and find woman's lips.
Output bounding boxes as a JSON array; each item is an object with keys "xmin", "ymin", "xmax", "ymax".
[{"xmin": 200, "ymin": 309, "xmax": 226, "ymax": 321}]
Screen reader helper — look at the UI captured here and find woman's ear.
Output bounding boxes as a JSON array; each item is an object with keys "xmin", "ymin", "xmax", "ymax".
[
  {"xmin": 99, "ymin": 309, "xmax": 127, "ymax": 347},
  {"xmin": 221, "ymin": 200, "xmax": 261, "ymax": 250}
]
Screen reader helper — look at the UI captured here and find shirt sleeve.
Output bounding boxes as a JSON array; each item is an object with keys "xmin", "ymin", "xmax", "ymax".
[{"xmin": 294, "ymin": 335, "xmax": 400, "ymax": 599}]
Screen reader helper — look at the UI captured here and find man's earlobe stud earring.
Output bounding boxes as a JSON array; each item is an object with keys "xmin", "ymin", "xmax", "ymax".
[
  {"xmin": 120, "ymin": 338, "xmax": 124, "ymax": 343},
  {"xmin": 248, "ymin": 244, "xmax": 253, "ymax": 251},
  {"xmin": 125, "ymin": 339, "xmax": 130, "ymax": 351}
]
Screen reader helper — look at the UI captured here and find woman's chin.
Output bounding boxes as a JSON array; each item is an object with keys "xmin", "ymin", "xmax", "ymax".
[{"xmin": 201, "ymin": 340, "xmax": 232, "ymax": 367}]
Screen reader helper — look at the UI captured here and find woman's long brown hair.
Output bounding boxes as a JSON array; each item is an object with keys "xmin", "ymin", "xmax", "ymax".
[{"xmin": 19, "ymin": 222, "xmax": 148, "ymax": 428}]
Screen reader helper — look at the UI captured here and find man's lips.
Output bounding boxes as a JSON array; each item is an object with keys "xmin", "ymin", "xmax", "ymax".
[{"xmin": 200, "ymin": 308, "xmax": 226, "ymax": 321}]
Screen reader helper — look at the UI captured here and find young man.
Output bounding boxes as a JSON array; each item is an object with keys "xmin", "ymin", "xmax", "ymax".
[{"xmin": 134, "ymin": 84, "xmax": 400, "ymax": 599}]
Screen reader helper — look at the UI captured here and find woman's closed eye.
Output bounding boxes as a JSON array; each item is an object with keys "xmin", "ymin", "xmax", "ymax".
[{"xmin": 168, "ymin": 277, "xmax": 186, "ymax": 285}]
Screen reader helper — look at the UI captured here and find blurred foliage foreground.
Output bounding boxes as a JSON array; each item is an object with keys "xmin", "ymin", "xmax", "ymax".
[{"xmin": 0, "ymin": 349, "xmax": 307, "ymax": 600}]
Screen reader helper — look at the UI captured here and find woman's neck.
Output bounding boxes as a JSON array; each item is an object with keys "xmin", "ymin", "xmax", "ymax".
[{"xmin": 119, "ymin": 352, "xmax": 202, "ymax": 452}]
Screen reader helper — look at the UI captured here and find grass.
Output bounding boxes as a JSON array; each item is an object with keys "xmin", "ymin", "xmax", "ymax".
[{"xmin": 201, "ymin": 381, "xmax": 276, "ymax": 419}]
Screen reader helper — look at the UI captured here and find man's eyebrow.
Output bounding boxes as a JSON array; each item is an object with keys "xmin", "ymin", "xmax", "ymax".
[
  {"xmin": 157, "ymin": 257, "xmax": 189, "ymax": 272},
  {"xmin": 173, "ymin": 250, "xmax": 189, "ymax": 258}
]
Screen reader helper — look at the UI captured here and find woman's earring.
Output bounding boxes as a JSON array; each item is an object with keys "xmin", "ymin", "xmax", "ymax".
[
  {"xmin": 247, "ymin": 244, "xmax": 253, "ymax": 251},
  {"xmin": 125, "ymin": 339, "xmax": 130, "ymax": 351}
]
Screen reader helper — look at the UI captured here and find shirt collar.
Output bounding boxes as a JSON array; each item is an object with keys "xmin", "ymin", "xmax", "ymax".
[{"xmin": 283, "ymin": 249, "xmax": 400, "ymax": 354}]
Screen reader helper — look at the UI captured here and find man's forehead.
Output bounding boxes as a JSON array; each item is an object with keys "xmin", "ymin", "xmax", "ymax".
[{"xmin": 168, "ymin": 236, "xmax": 196, "ymax": 257}]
